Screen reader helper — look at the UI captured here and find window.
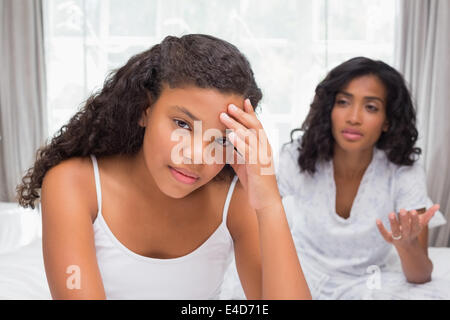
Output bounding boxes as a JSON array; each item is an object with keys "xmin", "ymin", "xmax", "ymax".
[{"xmin": 44, "ymin": 0, "xmax": 397, "ymax": 160}]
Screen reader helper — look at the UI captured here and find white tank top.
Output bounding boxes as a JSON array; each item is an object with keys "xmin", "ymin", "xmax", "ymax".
[{"xmin": 90, "ymin": 155, "xmax": 238, "ymax": 299}]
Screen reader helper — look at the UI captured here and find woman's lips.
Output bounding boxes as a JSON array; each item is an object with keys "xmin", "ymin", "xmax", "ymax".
[
  {"xmin": 341, "ymin": 129, "xmax": 363, "ymax": 141},
  {"xmin": 169, "ymin": 166, "xmax": 199, "ymax": 185}
]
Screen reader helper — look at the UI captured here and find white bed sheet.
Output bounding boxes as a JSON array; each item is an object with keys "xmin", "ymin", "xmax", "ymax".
[{"xmin": 0, "ymin": 202, "xmax": 449, "ymax": 300}]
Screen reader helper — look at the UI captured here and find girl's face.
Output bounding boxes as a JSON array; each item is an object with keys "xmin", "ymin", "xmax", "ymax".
[
  {"xmin": 140, "ymin": 85, "xmax": 244, "ymax": 198},
  {"xmin": 331, "ymin": 74, "xmax": 389, "ymax": 154}
]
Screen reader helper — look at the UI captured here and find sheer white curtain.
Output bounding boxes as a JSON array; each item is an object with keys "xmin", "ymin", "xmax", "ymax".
[
  {"xmin": 0, "ymin": 0, "xmax": 47, "ymax": 202},
  {"xmin": 395, "ymin": 0, "xmax": 450, "ymax": 247},
  {"xmin": 43, "ymin": 0, "xmax": 396, "ymax": 163}
]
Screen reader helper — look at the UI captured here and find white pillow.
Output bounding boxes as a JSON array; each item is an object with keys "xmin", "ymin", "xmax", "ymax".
[{"xmin": 0, "ymin": 202, "xmax": 42, "ymax": 254}]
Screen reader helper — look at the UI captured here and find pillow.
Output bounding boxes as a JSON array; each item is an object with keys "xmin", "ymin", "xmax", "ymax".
[{"xmin": 0, "ymin": 202, "xmax": 41, "ymax": 254}]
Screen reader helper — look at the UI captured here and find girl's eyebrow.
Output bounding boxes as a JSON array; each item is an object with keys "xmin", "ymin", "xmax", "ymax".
[{"xmin": 171, "ymin": 105, "xmax": 200, "ymax": 121}]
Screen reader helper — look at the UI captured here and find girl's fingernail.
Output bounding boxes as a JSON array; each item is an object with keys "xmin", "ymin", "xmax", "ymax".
[
  {"xmin": 220, "ymin": 112, "xmax": 230, "ymax": 120},
  {"xmin": 229, "ymin": 104, "xmax": 238, "ymax": 112}
]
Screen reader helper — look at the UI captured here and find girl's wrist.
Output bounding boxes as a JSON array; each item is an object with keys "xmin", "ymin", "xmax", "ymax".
[{"xmin": 255, "ymin": 197, "xmax": 284, "ymax": 218}]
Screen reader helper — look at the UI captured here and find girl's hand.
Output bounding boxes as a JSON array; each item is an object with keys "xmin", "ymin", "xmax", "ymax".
[
  {"xmin": 219, "ymin": 99, "xmax": 281, "ymax": 212},
  {"xmin": 376, "ymin": 204, "xmax": 440, "ymax": 248}
]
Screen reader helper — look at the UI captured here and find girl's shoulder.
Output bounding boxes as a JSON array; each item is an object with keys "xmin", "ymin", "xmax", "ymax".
[{"xmin": 42, "ymin": 156, "xmax": 98, "ymax": 221}]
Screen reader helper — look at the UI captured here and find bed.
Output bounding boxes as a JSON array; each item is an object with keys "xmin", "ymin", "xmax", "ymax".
[{"xmin": 1, "ymin": 201, "xmax": 449, "ymax": 300}]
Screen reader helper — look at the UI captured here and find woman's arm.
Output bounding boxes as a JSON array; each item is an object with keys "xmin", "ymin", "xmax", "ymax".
[
  {"xmin": 395, "ymin": 226, "xmax": 432, "ymax": 284},
  {"xmin": 376, "ymin": 205, "xmax": 439, "ymax": 284},
  {"xmin": 41, "ymin": 158, "xmax": 107, "ymax": 299}
]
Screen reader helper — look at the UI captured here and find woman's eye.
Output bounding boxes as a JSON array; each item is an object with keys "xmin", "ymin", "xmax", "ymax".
[
  {"xmin": 215, "ymin": 137, "xmax": 230, "ymax": 146},
  {"xmin": 174, "ymin": 119, "xmax": 191, "ymax": 130},
  {"xmin": 336, "ymin": 99, "xmax": 348, "ymax": 106},
  {"xmin": 366, "ymin": 105, "xmax": 378, "ymax": 112}
]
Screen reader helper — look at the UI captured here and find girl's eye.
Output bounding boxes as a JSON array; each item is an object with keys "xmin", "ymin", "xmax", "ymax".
[
  {"xmin": 336, "ymin": 99, "xmax": 348, "ymax": 106},
  {"xmin": 215, "ymin": 137, "xmax": 231, "ymax": 147},
  {"xmin": 174, "ymin": 119, "xmax": 191, "ymax": 130}
]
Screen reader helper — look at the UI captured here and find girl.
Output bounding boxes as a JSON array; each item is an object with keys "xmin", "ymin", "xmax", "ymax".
[
  {"xmin": 17, "ymin": 34, "xmax": 311, "ymax": 300},
  {"xmin": 277, "ymin": 57, "xmax": 448, "ymax": 299}
]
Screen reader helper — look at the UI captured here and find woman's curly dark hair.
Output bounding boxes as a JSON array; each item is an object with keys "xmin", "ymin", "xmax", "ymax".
[
  {"xmin": 17, "ymin": 34, "xmax": 262, "ymax": 209},
  {"xmin": 289, "ymin": 56, "xmax": 421, "ymax": 174}
]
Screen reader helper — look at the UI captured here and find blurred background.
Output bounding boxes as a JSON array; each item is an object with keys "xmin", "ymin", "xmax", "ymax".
[{"xmin": 0, "ymin": 0, "xmax": 449, "ymax": 247}]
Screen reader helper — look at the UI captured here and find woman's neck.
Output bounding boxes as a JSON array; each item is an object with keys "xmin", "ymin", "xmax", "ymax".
[{"xmin": 332, "ymin": 145, "xmax": 374, "ymax": 180}]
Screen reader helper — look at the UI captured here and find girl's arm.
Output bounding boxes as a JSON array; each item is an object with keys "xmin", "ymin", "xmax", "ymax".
[
  {"xmin": 221, "ymin": 99, "xmax": 311, "ymax": 300},
  {"xmin": 41, "ymin": 158, "xmax": 107, "ymax": 299},
  {"xmin": 376, "ymin": 205, "xmax": 439, "ymax": 284}
]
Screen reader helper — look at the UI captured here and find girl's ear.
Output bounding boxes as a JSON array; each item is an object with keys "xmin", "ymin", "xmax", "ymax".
[{"xmin": 139, "ymin": 108, "xmax": 150, "ymax": 127}]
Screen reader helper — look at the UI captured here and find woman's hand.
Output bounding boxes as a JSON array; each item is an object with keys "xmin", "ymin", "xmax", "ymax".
[
  {"xmin": 376, "ymin": 204, "xmax": 440, "ymax": 248},
  {"xmin": 219, "ymin": 98, "xmax": 281, "ymax": 212}
]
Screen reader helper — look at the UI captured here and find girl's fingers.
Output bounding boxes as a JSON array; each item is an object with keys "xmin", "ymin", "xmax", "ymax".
[
  {"xmin": 376, "ymin": 219, "xmax": 392, "ymax": 243},
  {"xmin": 227, "ymin": 131, "xmax": 250, "ymax": 163},
  {"xmin": 399, "ymin": 209, "xmax": 411, "ymax": 239},
  {"xmin": 410, "ymin": 210, "xmax": 421, "ymax": 236},
  {"xmin": 419, "ymin": 204, "xmax": 439, "ymax": 227},
  {"xmin": 227, "ymin": 103, "xmax": 260, "ymax": 130},
  {"xmin": 244, "ymin": 98, "xmax": 256, "ymax": 115},
  {"xmin": 220, "ymin": 111, "xmax": 247, "ymax": 132},
  {"xmin": 389, "ymin": 212, "xmax": 402, "ymax": 240}
]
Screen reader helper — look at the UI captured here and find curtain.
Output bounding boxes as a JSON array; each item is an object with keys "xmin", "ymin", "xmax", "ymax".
[
  {"xmin": 0, "ymin": 0, "xmax": 47, "ymax": 202},
  {"xmin": 43, "ymin": 0, "xmax": 396, "ymax": 164},
  {"xmin": 395, "ymin": 0, "xmax": 450, "ymax": 247}
]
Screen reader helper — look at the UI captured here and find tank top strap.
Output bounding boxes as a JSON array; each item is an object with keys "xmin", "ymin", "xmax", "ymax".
[
  {"xmin": 222, "ymin": 175, "xmax": 239, "ymax": 225},
  {"xmin": 90, "ymin": 154, "xmax": 102, "ymax": 214}
]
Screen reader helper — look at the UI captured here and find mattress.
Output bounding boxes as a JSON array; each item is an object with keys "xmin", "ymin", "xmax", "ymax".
[{"xmin": 1, "ymin": 202, "xmax": 449, "ymax": 300}]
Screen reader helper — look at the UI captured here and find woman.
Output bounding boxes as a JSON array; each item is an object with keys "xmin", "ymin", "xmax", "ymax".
[{"xmin": 277, "ymin": 57, "xmax": 448, "ymax": 299}]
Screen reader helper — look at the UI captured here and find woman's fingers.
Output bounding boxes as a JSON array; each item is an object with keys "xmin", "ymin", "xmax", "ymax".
[
  {"xmin": 399, "ymin": 209, "xmax": 411, "ymax": 239},
  {"xmin": 410, "ymin": 210, "xmax": 421, "ymax": 237},
  {"xmin": 389, "ymin": 212, "xmax": 402, "ymax": 240},
  {"xmin": 419, "ymin": 204, "xmax": 439, "ymax": 227},
  {"xmin": 376, "ymin": 219, "xmax": 392, "ymax": 243}
]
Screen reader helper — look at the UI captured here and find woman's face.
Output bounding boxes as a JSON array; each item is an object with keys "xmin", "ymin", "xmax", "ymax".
[
  {"xmin": 331, "ymin": 74, "xmax": 389, "ymax": 154},
  {"xmin": 140, "ymin": 84, "xmax": 244, "ymax": 198}
]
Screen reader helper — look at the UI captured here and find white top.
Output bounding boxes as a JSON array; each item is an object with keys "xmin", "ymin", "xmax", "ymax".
[
  {"xmin": 90, "ymin": 155, "xmax": 238, "ymax": 299},
  {"xmin": 276, "ymin": 138, "xmax": 447, "ymax": 299}
]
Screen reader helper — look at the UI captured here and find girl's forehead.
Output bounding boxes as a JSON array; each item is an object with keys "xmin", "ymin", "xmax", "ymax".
[
  {"xmin": 157, "ymin": 85, "xmax": 245, "ymax": 113},
  {"xmin": 155, "ymin": 85, "xmax": 245, "ymax": 132}
]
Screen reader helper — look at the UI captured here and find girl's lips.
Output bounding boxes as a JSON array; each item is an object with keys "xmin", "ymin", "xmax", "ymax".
[
  {"xmin": 169, "ymin": 166, "xmax": 199, "ymax": 185},
  {"xmin": 341, "ymin": 129, "xmax": 363, "ymax": 141}
]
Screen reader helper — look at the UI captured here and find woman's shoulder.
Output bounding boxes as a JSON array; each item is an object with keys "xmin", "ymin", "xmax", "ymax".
[
  {"xmin": 279, "ymin": 136, "xmax": 302, "ymax": 158},
  {"xmin": 372, "ymin": 148, "xmax": 425, "ymax": 182}
]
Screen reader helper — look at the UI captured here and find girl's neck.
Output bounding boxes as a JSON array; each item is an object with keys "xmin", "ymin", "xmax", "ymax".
[{"xmin": 332, "ymin": 144, "xmax": 374, "ymax": 180}]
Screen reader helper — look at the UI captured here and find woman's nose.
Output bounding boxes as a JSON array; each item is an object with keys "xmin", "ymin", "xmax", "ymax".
[{"xmin": 347, "ymin": 105, "xmax": 362, "ymax": 125}]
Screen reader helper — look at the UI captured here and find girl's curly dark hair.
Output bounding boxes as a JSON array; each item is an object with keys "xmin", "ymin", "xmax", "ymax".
[
  {"xmin": 289, "ymin": 56, "xmax": 421, "ymax": 174},
  {"xmin": 17, "ymin": 34, "xmax": 262, "ymax": 209}
]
